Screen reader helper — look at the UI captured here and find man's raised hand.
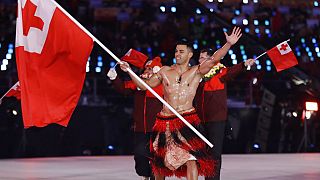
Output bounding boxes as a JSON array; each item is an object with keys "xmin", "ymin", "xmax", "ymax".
[{"xmin": 224, "ymin": 27, "xmax": 242, "ymax": 45}]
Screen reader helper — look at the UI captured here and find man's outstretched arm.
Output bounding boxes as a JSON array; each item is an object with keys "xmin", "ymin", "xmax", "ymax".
[
  {"xmin": 119, "ymin": 61, "xmax": 162, "ymax": 90},
  {"xmin": 212, "ymin": 26, "xmax": 242, "ymax": 61}
]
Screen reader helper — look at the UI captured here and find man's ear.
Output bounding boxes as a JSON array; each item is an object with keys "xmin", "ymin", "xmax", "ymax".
[{"xmin": 188, "ymin": 51, "xmax": 193, "ymax": 59}]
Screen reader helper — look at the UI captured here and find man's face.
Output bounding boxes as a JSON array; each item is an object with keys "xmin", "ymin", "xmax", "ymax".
[
  {"xmin": 199, "ymin": 52, "xmax": 209, "ymax": 64},
  {"xmin": 175, "ymin": 45, "xmax": 192, "ymax": 65}
]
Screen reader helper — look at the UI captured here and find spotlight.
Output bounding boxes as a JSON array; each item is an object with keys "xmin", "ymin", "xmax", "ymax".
[
  {"xmin": 95, "ymin": 67, "xmax": 101, "ymax": 73},
  {"xmin": 196, "ymin": 8, "xmax": 201, "ymax": 14},
  {"xmin": 306, "ymin": 102, "xmax": 318, "ymax": 111},
  {"xmin": 12, "ymin": 110, "xmax": 18, "ymax": 116},
  {"xmin": 243, "ymin": 19, "xmax": 248, "ymax": 25},
  {"xmin": 292, "ymin": 112, "xmax": 298, "ymax": 117},
  {"xmin": 243, "ymin": 0, "xmax": 249, "ymax": 4},
  {"xmin": 171, "ymin": 6, "xmax": 176, "ymax": 13},
  {"xmin": 208, "ymin": 0, "xmax": 214, "ymax": 2},
  {"xmin": 253, "ymin": 77, "xmax": 258, "ymax": 85},
  {"xmin": 110, "ymin": 61, "xmax": 116, "ymax": 67},
  {"xmin": 107, "ymin": 145, "xmax": 114, "ymax": 150},
  {"xmin": 2, "ymin": 59, "xmax": 8, "ymax": 65},
  {"xmin": 160, "ymin": 6, "xmax": 165, "ymax": 12},
  {"xmin": 253, "ymin": 143, "xmax": 260, "ymax": 149}
]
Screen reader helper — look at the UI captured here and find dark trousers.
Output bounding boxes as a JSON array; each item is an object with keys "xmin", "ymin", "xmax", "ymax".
[
  {"xmin": 204, "ymin": 121, "xmax": 226, "ymax": 180},
  {"xmin": 25, "ymin": 124, "xmax": 65, "ymax": 157},
  {"xmin": 134, "ymin": 132, "xmax": 152, "ymax": 177}
]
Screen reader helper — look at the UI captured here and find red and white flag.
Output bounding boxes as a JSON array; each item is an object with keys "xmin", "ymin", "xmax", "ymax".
[
  {"xmin": 15, "ymin": 0, "xmax": 93, "ymax": 128},
  {"xmin": 266, "ymin": 41, "xmax": 298, "ymax": 72},
  {"xmin": 5, "ymin": 82, "xmax": 21, "ymax": 100}
]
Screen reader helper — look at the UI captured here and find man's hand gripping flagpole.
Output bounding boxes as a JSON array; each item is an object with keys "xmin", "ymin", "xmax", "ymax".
[{"xmin": 51, "ymin": 0, "xmax": 213, "ymax": 148}]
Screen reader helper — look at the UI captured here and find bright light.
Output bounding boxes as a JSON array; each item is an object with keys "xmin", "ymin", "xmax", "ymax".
[
  {"xmin": 265, "ymin": 20, "xmax": 270, "ymax": 26},
  {"xmin": 2, "ymin": 59, "xmax": 8, "ymax": 65},
  {"xmin": 306, "ymin": 102, "xmax": 318, "ymax": 111},
  {"xmin": 161, "ymin": 52, "xmax": 165, "ymax": 57},
  {"xmin": 232, "ymin": 18, "xmax": 237, "ymax": 25},
  {"xmin": 243, "ymin": 19, "xmax": 248, "ymax": 25},
  {"xmin": 110, "ymin": 61, "xmax": 116, "ymax": 67},
  {"xmin": 232, "ymin": 59, "xmax": 237, "ymax": 64},
  {"xmin": 12, "ymin": 110, "xmax": 18, "ymax": 116},
  {"xmin": 235, "ymin": 10, "xmax": 240, "ymax": 15},
  {"xmin": 86, "ymin": 66, "xmax": 90, "ymax": 72},
  {"xmin": 228, "ymin": 50, "xmax": 233, "ymax": 55},
  {"xmin": 254, "ymin": 20, "xmax": 259, "ymax": 25},
  {"xmin": 231, "ymin": 54, "xmax": 236, "ymax": 60},
  {"xmin": 8, "ymin": 43, "xmax": 14, "ymax": 49},
  {"xmin": 253, "ymin": 0, "xmax": 259, "ymax": 3},
  {"xmin": 306, "ymin": 111, "xmax": 312, "ymax": 119},
  {"xmin": 301, "ymin": 38, "xmax": 305, "ymax": 43},
  {"xmin": 253, "ymin": 77, "xmax": 258, "ymax": 84},
  {"xmin": 6, "ymin": 54, "xmax": 12, "ymax": 60},
  {"xmin": 95, "ymin": 67, "xmax": 101, "ymax": 73},
  {"xmin": 257, "ymin": 65, "xmax": 261, "ymax": 70},
  {"xmin": 266, "ymin": 66, "xmax": 271, "ymax": 71},
  {"xmin": 97, "ymin": 61, "xmax": 103, "ymax": 67},
  {"xmin": 210, "ymin": 8, "xmax": 214, "ymax": 12},
  {"xmin": 266, "ymin": 60, "xmax": 271, "ymax": 65},
  {"xmin": 107, "ymin": 145, "xmax": 114, "ymax": 150},
  {"xmin": 223, "ymin": 28, "xmax": 227, "ymax": 33},
  {"xmin": 242, "ymin": 55, "xmax": 247, "ymax": 60},
  {"xmin": 243, "ymin": 0, "xmax": 249, "ymax": 4},
  {"xmin": 292, "ymin": 112, "xmax": 298, "ymax": 117},
  {"xmin": 308, "ymin": 52, "xmax": 313, "ymax": 57},
  {"xmin": 173, "ymin": 58, "xmax": 176, "ymax": 64},
  {"xmin": 315, "ymin": 47, "xmax": 319, "ymax": 52},
  {"xmin": 255, "ymin": 60, "xmax": 260, "ymax": 64},
  {"xmin": 255, "ymin": 28, "xmax": 260, "ymax": 34},
  {"xmin": 193, "ymin": 43, "xmax": 198, "ymax": 49},
  {"xmin": 306, "ymin": 47, "xmax": 310, "ymax": 52},
  {"xmin": 315, "ymin": 1, "xmax": 319, "ymax": 7},
  {"xmin": 265, "ymin": 29, "xmax": 270, "ymax": 34},
  {"xmin": 312, "ymin": 38, "xmax": 317, "ymax": 44},
  {"xmin": 97, "ymin": 56, "xmax": 102, "ymax": 61},
  {"xmin": 218, "ymin": 0, "xmax": 223, "ymax": 2},
  {"xmin": 171, "ymin": 6, "xmax": 176, "ymax": 13},
  {"xmin": 317, "ymin": 52, "xmax": 320, "ymax": 57},
  {"xmin": 196, "ymin": 8, "xmax": 201, "ymax": 14},
  {"xmin": 8, "ymin": 49, "xmax": 13, "ymax": 54},
  {"xmin": 160, "ymin": 6, "xmax": 165, "ymax": 12},
  {"xmin": 208, "ymin": 0, "xmax": 214, "ymax": 2},
  {"xmin": 245, "ymin": 28, "xmax": 250, "ymax": 33},
  {"xmin": 253, "ymin": 143, "xmax": 260, "ymax": 149},
  {"xmin": 1, "ymin": 64, "xmax": 7, "ymax": 71}
]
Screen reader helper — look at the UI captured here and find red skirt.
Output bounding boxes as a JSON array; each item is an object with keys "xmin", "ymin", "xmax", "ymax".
[{"xmin": 150, "ymin": 110, "xmax": 215, "ymax": 177}]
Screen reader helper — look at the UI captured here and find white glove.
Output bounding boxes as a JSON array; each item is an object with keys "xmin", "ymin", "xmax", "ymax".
[
  {"xmin": 153, "ymin": 66, "xmax": 161, "ymax": 73},
  {"xmin": 107, "ymin": 68, "xmax": 117, "ymax": 80}
]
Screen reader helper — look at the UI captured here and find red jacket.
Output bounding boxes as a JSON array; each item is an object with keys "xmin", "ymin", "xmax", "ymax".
[
  {"xmin": 194, "ymin": 62, "xmax": 245, "ymax": 122},
  {"xmin": 112, "ymin": 77, "xmax": 163, "ymax": 133}
]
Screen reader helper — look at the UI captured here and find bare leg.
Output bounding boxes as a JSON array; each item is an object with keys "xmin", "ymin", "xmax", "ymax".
[
  {"xmin": 186, "ymin": 160, "xmax": 198, "ymax": 180},
  {"xmin": 155, "ymin": 174, "xmax": 165, "ymax": 180}
]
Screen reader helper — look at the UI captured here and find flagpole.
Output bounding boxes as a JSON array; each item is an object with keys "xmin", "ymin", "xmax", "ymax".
[
  {"xmin": 50, "ymin": 0, "xmax": 213, "ymax": 147},
  {"xmin": 0, "ymin": 81, "xmax": 19, "ymax": 102},
  {"xmin": 247, "ymin": 39, "xmax": 291, "ymax": 70}
]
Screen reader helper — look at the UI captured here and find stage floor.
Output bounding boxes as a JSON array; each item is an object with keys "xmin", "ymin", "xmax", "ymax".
[{"xmin": 0, "ymin": 154, "xmax": 319, "ymax": 180}]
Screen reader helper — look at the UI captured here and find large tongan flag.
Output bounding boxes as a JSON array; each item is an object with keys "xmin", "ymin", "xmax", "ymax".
[
  {"xmin": 15, "ymin": 0, "xmax": 93, "ymax": 128},
  {"xmin": 266, "ymin": 41, "xmax": 298, "ymax": 72}
]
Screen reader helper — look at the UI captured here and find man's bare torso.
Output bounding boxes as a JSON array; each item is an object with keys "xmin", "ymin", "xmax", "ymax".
[{"xmin": 159, "ymin": 65, "xmax": 202, "ymax": 115}]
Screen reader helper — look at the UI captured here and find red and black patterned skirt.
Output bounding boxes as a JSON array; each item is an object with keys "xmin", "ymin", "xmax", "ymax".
[{"xmin": 150, "ymin": 110, "xmax": 215, "ymax": 177}]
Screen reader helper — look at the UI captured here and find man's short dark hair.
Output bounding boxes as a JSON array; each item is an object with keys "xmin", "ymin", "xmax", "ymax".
[
  {"xmin": 176, "ymin": 38, "xmax": 193, "ymax": 53},
  {"xmin": 200, "ymin": 48, "xmax": 214, "ymax": 57}
]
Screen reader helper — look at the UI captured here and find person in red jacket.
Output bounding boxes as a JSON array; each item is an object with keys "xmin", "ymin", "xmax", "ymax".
[
  {"xmin": 194, "ymin": 48, "xmax": 255, "ymax": 180},
  {"xmin": 108, "ymin": 51, "xmax": 163, "ymax": 180}
]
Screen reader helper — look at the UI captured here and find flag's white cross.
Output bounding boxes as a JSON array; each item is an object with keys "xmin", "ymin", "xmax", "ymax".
[
  {"xmin": 277, "ymin": 42, "xmax": 292, "ymax": 55},
  {"xmin": 16, "ymin": 0, "xmax": 56, "ymax": 54}
]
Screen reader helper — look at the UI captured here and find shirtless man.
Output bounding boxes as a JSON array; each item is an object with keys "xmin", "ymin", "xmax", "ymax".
[{"xmin": 120, "ymin": 28, "xmax": 242, "ymax": 180}]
